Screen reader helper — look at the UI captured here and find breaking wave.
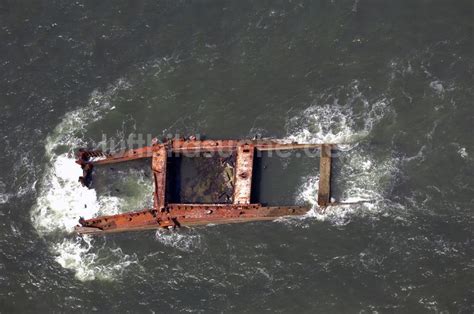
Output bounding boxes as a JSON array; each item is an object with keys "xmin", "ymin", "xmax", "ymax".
[
  {"xmin": 31, "ymin": 76, "xmax": 398, "ymax": 280},
  {"xmin": 31, "ymin": 79, "xmax": 147, "ymax": 281},
  {"xmin": 286, "ymin": 81, "xmax": 397, "ymax": 225}
]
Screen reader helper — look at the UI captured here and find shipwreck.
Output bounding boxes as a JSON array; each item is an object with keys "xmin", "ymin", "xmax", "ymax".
[{"xmin": 75, "ymin": 138, "xmax": 338, "ymax": 235}]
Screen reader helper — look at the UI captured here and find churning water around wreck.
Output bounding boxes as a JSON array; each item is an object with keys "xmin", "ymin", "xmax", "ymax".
[{"xmin": 1, "ymin": 0, "xmax": 473, "ymax": 312}]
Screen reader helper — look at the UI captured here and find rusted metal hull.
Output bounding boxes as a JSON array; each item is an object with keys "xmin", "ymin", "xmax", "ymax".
[
  {"xmin": 75, "ymin": 204, "xmax": 310, "ymax": 235},
  {"xmin": 75, "ymin": 138, "xmax": 336, "ymax": 235}
]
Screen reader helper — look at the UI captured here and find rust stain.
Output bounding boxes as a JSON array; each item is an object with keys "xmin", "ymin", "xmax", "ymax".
[
  {"xmin": 75, "ymin": 204, "xmax": 310, "ymax": 234},
  {"xmin": 233, "ymin": 144, "xmax": 254, "ymax": 204},
  {"xmin": 317, "ymin": 144, "xmax": 332, "ymax": 207},
  {"xmin": 152, "ymin": 145, "xmax": 167, "ymax": 210}
]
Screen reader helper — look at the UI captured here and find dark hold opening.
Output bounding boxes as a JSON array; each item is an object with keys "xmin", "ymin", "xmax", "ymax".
[{"xmin": 166, "ymin": 152, "xmax": 236, "ymax": 204}]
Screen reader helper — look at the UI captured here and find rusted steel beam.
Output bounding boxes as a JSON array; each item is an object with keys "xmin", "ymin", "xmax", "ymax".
[
  {"xmin": 75, "ymin": 204, "xmax": 310, "ymax": 235},
  {"xmin": 91, "ymin": 146, "xmax": 154, "ymax": 165},
  {"xmin": 172, "ymin": 140, "xmax": 336, "ymax": 153},
  {"xmin": 152, "ymin": 145, "xmax": 167, "ymax": 210},
  {"xmin": 233, "ymin": 144, "xmax": 255, "ymax": 204},
  {"xmin": 317, "ymin": 144, "xmax": 332, "ymax": 207},
  {"xmin": 171, "ymin": 139, "xmax": 240, "ymax": 153},
  {"xmin": 78, "ymin": 140, "xmax": 338, "ymax": 165}
]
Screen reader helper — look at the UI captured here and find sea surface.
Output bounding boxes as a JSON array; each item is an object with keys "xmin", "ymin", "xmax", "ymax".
[{"xmin": 0, "ymin": 0, "xmax": 473, "ymax": 312}]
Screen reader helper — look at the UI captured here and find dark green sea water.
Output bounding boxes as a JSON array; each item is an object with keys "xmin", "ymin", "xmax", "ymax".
[{"xmin": 0, "ymin": 0, "xmax": 473, "ymax": 312}]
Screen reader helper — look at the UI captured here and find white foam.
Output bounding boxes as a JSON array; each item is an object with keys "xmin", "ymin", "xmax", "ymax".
[
  {"xmin": 53, "ymin": 236, "xmax": 139, "ymax": 281},
  {"xmin": 45, "ymin": 78, "xmax": 131, "ymax": 156},
  {"xmin": 295, "ymin": 175, "xmax": 319, "ymax": 208},
  {"xmin": 287, "ymin": 82, "xmax": 395, "ymax": 223},
  {"xmin": 155, "ymin": 229, "xmax": 202, "ymax": 252},
  {"xmin": 458, "ymin": 147, "xmax": 468, "ymax": 159},
  {"xmin": 286, "ymin": 85, "xmax": 389, "ymax": 145},
  {"xmin": 429, "ymin": 80, "xmax": 444, "ymax": 94},
  {"xmin": 0, "ymin": 180, "xmax": 10, "ymax": 204},
  {"xmin": 0, "ymin": 193, "xmax": 10, "ymax": 204},
  {"xmin": 31, "ymin": 79, "xmax": 141, "ymax": 281},
  {"xmin": 32, "ymin": 155, "xmax": 121, "ymax": 233}
]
